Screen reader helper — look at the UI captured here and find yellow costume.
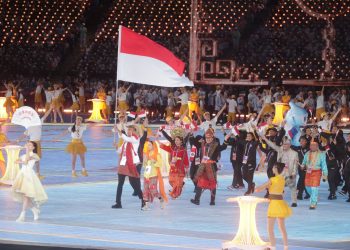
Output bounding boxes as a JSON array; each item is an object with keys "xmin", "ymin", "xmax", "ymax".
[
  {"xmin": 179, "ymin": 104, "xmax": 188, "ymax": 117},
  {"xmin": 97, "ymin": 91, "xmax": 107, "ymax": 110},
  {"xmin": 316, "ymin": 107, "xmax": 325, "ymax": 121},
  {"xmin": 188, "ymin": 92, "xmax": 199, "ymax": 119},
  {"xmin": 51, "ymin": 98, "xmax": 60, "ymax": 109},
  {"xmin": 0, "ymin": 133, "xmax": 8, "ymax": 176},
  {"xmin": 71, "ymin": 101, "xmax": 80, "ymax": 111},
  {"xmin": 267, "ymin": 175, "xmax": 292, "ymax": 218},
  {"xmin": 35, "ymin": 93, "xmax": 43, "ymax": 105},
  {"xmin": 66, "ymin": 139, "xmax": 87, "ymax": 154},
  {"xmin": 261, "ymin": 104, "xmax": 274, "ymax": 116},
  {"xmin": 118, "ymin": 100, "xmax": 128, "ymax": 112},
  {"xmin": 281, "ymin": 95, "xmax": 291, "ymax": 104},
  {"xmin": 3, "ymin": 97, "xmax": 14, "ymax": 108}
]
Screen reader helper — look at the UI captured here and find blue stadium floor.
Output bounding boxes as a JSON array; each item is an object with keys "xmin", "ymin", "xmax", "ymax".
[{"xmin": 0, "ymin": 125, "xmax": 349, "ymax": 250}]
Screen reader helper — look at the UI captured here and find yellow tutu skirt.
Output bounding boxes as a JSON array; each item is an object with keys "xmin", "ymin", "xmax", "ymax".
[
  {"xmin": 3, "ymin": 97, "xmax": 14, "ymax": 108},
  {"xmin": 51, "ymin": 99, "xmax": 60, "ymax": 109},
  {"xmin": 65, "ymin": 139, "xmax": 87, "ymax": 154},
  {"xmin": 35, "ymin": 93, "xmax": 43, "ymax": 103},
  {"xmin": 12, "ymin": 167, "xmax": 48, "ymax": 205},
  {"xmin": 118, "ymin": 101, "xmax": 128, "ymax": 111},
  {"xmin": 45, "ymin": 102, "xmax": 51, "ymax": 111},
  {"xmin": 261, "ymin": 103, "xmax": 274, "ymax": 116},
  {"xmin": 71, "ymin": 102, "xmax": 80, "ymax": 111},
  {"xmin": 267, "ymin": 200, "xmax": 292, "ymax": 218}
]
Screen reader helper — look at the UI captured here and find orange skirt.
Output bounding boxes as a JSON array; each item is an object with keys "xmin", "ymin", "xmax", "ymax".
[{"xmin": 305, "ymin": 169, "xmax": 322, "ymax": 187}]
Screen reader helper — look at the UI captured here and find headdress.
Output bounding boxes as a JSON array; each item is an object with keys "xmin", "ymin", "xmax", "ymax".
[{"xmin": 170, "ymin": 127, "xmax": 185, "ymax": 139}]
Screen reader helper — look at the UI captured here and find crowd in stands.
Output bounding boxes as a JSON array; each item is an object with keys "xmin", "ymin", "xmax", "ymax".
[
  {"xmin": 0, "ymin": 0, "xmax": 90, "ymax": 77},
  {"xmin": 0, "ymin": 1, "xmax": 349, "ymax": 88}
]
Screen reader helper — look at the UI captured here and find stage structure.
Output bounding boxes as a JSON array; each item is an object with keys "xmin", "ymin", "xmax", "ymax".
[
  {"xmin": 188, "ymin": 0, "xmax": 268, "ymax": 86},
  {"xmin": 222, "ymin": 196, "xmax": 269, "ymax": 250}
]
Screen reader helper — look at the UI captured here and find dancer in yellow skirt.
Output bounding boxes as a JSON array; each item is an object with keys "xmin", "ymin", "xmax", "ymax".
[
  {"xmin": 188, "ymin": 87, "xmax": 200, "ymax": 119},
  {"xmin": 97, "ymin": 86, "xmax": 108, "ymax": 120},
  {"xmin": 255, "ymin": 162, "xmax": 292, "ymax": 250},
  {"xmin": 54, "ymin": 117, "xmax": 88, "ymax": 177},
  {"xmin": 3, "ymin": 82, "xmax": 16, "ymax": 120},
  {"xmin": 117, "ymin": 85, "xmax": 132, "ymax": 112},
  {"xmin": 41, "ymin": 84, "xmax": 67, "ymax": 123},
  {"xmin": 33, "ymin": 82, "xmax": 44, "ymax": 111},
  {"xmin": 0, "ymin": 125, "xmax": 9, "ymax": 177},
  {"xmin": 12, "ymin": 141, "xmax": 48, "ymax": 222},
  {"xmin": 69, "ymin": 90, "xmax": 80, "ymax": 122}
]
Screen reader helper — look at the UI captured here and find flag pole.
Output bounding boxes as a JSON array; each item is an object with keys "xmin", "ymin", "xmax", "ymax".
[{"xmin": 114, "ymin": 25, "xmax": 122, "ymax": 144}]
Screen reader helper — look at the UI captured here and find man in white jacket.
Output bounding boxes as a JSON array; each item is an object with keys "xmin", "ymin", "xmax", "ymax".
[
  {"xmin": 262, "ymin": 135, "xmax": 299, "ymax": 207},
  {"xmin": 112, "ymin": 124, "xmax": 146, "ymax": 210}
]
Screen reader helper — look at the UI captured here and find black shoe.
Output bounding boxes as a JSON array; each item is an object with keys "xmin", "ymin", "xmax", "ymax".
[
  {"xmin": 346, "ymin": 198, "xmax": 350, "ymax": 202},
  {"xmin": 328, "ymin": 194, "xmax": 337, "ymax": 200},
  {"xmin": 210, "ymin": 201, "xmax": 215, "ymax": 206},
  {"xmin": 191, "ymin": 199, "xmax": 200, "ymax": 205},
  {"xmin": 291, "ymin": 203, "xmax": 297, "ymax": 207},
  {"xmin": 141, "ymin": 200, "xmax": 146, "ymax": 210},
  {"xmin": 244, "ymin": 190, "xmax": 251, "ymax": 196},
  {"xmin": 264, "ymin": 192, "xmax": 269, "ymax": 199},
  {"xmin": 112, "ymin": 203, "xmax": 122, "ymax": 209},
  {"xmin": 309, "ymin": 206, "xmax": 316, "ymax": 210},
  {"xmin": 304, "ymin": 194, "xmax": 310, "ymax": 199},
  {"xmin": 132, "ymin": 191, "xmax": 138, "ymax": 196}
]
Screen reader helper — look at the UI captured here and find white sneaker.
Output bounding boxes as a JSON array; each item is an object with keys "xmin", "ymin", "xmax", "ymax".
[
  {"xmin": 16, "ymin": 211, "xmax": 25, "ymax": 222},
  {"xmin": 160, "ymin": 198, "xmax": 165, "ymax": 209},
  {"xmin": 31, "ymin": 207, "xmax": 40, "ymax": 221},
  {"xmin": 141, "ymin": 202, "xmax": 150, "ymax": 211}
]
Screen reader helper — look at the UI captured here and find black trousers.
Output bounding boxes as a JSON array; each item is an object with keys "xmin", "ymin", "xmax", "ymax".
[
  {"xmin": 242, "ymin": 163, "xmax": 255, "ymax": 192},
  {"xmin": 194, "ymin": 186, "xmax": 216, "ymax": 203},
  {"xmin": 116, "ymin": 174, "xmax": 143, "ymax": 204},
  {"xmin": 231, "ymin": 161, "xmax": 243, "ymax": 186},
  {"xmin": 190, "ymin": 164, "xmax": 199, "ymax": 186},
  {"xmin": 297, "ymin": 169, "xmax": 309, "ymax": 197},
  {"xmin": 328, "ymin": 167, "xmax": 337, "ymax": 195}
]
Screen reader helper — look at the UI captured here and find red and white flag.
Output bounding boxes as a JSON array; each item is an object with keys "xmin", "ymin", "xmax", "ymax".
[
  {"xmin": 224, "ymin": 121, "xmax": 232, "ymax": 129},
  {"xmin": 117, "ymin": 26, "xmax": 193, "ymax": 87},
  {"xmin": 138, "ymin": 110, "xmax": 146, "ymax": 118},
  {"xmin": 231, "ymin": 125, "xmax": 240, "ymax": 136},
  {"xmin": 128, "ymin": 111, "xmax": 137, "ymax": 119}
]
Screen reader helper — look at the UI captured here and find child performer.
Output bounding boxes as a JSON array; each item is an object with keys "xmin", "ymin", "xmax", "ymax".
[
  {"xmin": 142, "ymin": 141, "xmax": 167, "ymax": 210},
  {"xmin": 53, "ymin": 116, "xmax": 88, "ymax": 177},
  {"xmin": 255, "ymin": 162, "xmax": 292, "ymax": 250},
  {"xmin": 12, "ymin": 141, "xmax": 48, "ymax": 222}
]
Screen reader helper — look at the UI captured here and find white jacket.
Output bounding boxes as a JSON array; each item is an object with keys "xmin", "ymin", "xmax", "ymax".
[{"xmin": 118, "ymin": 134, "xmax": 140, "ymax": 165}]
